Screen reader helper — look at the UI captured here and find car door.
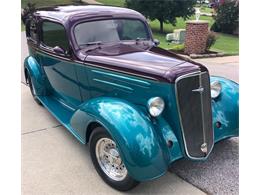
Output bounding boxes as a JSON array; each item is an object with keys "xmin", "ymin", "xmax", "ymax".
[{"xmin": 38, "ymin": 20, "xmax": 82, "ymax": 108}]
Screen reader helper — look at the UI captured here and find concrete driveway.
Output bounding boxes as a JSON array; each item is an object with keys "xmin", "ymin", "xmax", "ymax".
[
  {"xmin": 21, "ymin": 32, "xmax": 238, "ymax": 194},
  {"xmin": 195, "ymin": 56, "xmax": 239, "ymax": 83}
]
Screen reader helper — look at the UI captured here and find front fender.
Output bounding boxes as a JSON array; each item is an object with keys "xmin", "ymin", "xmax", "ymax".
[
  {"xmin": 70, "ymin": 97, "xmax": 168, "ymax": 181},
  {"xmin": 24, "ymin": 56, "xmax": 45, "ymax": 95},
  {"xmin": 210, "ymin": 76, "xmax": 239, "ymax": 142}
]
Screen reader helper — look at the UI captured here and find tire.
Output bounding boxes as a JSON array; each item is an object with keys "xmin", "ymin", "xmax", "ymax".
[
  {"xmin": 27, "ymin": 74, "xmax": 42, "ymax": 106},
  {"xmin": 89, "ymin": 126, "xmax": 139, "ymax": 191}
]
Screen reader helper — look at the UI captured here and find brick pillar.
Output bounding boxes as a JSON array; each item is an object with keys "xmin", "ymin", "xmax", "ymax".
[{"xmin": 184, "ymin": 20, "xmax": 209, "ymax": 55}]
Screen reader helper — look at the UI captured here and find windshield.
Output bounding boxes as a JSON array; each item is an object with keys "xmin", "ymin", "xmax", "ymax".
[{"xmin": 74, "ymin": 19, "xmax": 150, "ymax": 47}]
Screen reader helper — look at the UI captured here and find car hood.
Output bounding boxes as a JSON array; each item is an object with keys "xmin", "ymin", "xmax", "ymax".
[{"xmin": 77, "ymin": 46, "xmax": 207, "ymax": 83}]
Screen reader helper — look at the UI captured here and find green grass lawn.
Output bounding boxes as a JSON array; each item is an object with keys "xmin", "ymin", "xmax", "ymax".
[
  {"xmin": 21, "ymin": 22, "xmax": 25, "ymax": 31},
  {"xmin": 97, "ymin": 0, "xmax": 125, "ymax": 7},
  {"xmin": 21, "ymin": 0, "xmax": 74, "ymax": 8},
  {"xmin": 210, "ymin": 33, "xmax": 239, "ymax": 55},
  {"xmin": 199, "ymin": 6, "xmax": 213, "ymax": 14},
  {"xmin": 149, "ymin": 15, "xmax": 214, "ymax": 34}
]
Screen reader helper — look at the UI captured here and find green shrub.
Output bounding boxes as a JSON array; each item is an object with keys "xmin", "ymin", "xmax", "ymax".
[
  {"xmin": 206, "ymin": 31, "xmax": 218, "ymax": 51},
  {"xmin": 211, "ymin": 1, "xmax": 239, "ymax": 34},
  {"xmin": 170, "ymin": 44, "xmax": 185, "ymax": 53}
]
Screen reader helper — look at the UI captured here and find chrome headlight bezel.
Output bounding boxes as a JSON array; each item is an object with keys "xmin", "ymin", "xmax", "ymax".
[
  {"xmin": 147, "ymin": 97, "xmax": 165, "ymax": 117},
  {"xmin": 210, "ymin": 80, "xmax": 222, "ymax": 99}
]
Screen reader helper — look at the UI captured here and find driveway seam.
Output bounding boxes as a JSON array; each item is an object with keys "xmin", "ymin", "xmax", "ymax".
[
  {"xmin": 219, "ymin": 61, "xmax": 239, "ymax": 64},
  {"xmin": 172, "ymin": 172, "xmax": 208, "ymax": 194},
  {"xmin": 22, "ymin": 124, "xmax": 62, "ymax": 135},
  {"xmin": 21, "ymin": 81, "xmax": 28, "ymax": 86}
]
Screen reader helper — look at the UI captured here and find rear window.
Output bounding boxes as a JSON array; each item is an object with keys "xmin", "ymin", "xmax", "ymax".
[{"xmin": 42, "ymin": 21, "xmax": 69, "ymax": 51}]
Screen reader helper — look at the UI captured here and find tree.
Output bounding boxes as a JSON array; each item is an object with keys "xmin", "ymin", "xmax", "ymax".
[
  {"xmin": 21, "ymin": 3, "xmax": 36, "ymax": 24},
  {"xmin": 125, "ymin": 0, "xmax": 196, "ymax": 33},
  {"xmin": 210, "ymin": 0, "xmax": 239, "ymax": 34}
]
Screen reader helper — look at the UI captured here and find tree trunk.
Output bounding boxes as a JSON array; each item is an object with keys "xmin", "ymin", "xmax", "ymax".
[{"xmin": 159, "ymin": 19, "xmax": 164, "ymax": 33}]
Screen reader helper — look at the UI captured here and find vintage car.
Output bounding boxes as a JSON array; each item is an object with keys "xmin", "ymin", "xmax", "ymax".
[{"xmin": 22, "ymin": 5, "xmax": 239, "ymax": 191}]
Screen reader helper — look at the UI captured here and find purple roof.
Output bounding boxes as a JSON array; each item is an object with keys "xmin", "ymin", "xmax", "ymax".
[{"xmin": 35, "ymin": 5, "xmax": 146, "ymax": 25}]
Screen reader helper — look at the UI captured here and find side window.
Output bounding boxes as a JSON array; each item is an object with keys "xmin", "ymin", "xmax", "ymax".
[{"xmin": 42, "ymin": 21, "xmax": 69, "ymax": 52}]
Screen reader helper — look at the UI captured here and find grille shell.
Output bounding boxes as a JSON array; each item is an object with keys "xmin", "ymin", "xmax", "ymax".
[{"xmin": 175, "ymin": 72, "xmax": 214, "ymax": 159}]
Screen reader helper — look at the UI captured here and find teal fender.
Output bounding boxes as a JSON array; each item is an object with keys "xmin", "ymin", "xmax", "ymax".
[
  {"xmin": 24, "ymin": 56, "xmax": 46, "ymax": 95},
  {"xmin": 70, "ymin": 97, "xmax": 182, "ymax": 181},
  {"xmin": 211, "ymin": 76, "xmax": 239, "ymax": 142}
]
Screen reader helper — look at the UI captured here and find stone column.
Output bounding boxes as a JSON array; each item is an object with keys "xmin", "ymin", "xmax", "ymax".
[{"xmin": 184, "ymin": 20, "xmax": 209, "ymax": 55}]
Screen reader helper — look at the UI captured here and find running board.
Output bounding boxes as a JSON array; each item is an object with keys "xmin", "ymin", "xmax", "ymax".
[{"xmin": 37, "ymin": 95, "xmax": 85, "ymax": 144}]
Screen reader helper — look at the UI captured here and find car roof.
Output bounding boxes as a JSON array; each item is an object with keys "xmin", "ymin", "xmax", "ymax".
[{"xmin": 35, "ymin": 5, "xmax": 146, "ymax": 25}]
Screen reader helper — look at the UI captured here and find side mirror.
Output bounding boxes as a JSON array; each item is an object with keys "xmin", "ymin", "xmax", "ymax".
[
  {"xmin": 154, "ymin": 39, "xmax": 160, "ymax": 46},
  {"xmin": 53, "ymin": 46, "xmax": 65, "ymax": 55}
]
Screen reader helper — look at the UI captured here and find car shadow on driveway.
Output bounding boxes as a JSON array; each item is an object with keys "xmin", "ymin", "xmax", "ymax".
[{"xmin": 170, "ymin": 137, "xmax": 239, "ymax": 195}]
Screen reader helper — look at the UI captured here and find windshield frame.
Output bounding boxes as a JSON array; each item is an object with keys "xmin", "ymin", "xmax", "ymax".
[{"xmin": 71, "ymin": 17, "xmax": 153, "ymax": 51}]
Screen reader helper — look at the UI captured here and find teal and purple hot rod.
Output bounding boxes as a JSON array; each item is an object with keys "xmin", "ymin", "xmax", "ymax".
[{"xmin": 22, "ymin": 5, "xmax": 239, "ymax": 191}]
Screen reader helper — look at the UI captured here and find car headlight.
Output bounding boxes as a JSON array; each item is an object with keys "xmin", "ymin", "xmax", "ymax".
[
  {"xmin": 210, "ymin": 81, "xmax": 222, "ymax": 99},
  {"xmin": 147, "ymin": 97, "xmax": 165, "ymax": 117}
]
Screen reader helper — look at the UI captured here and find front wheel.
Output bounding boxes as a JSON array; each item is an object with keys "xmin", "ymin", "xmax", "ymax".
[{"xmin": 89, "ymin": 126, "xmax": 139, "ymax": 191}]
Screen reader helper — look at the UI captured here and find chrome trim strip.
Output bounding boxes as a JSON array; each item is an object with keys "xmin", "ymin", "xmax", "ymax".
[
  {"xmin": 203, "ymin": 72, "xmax": 215, "ymax": 157},
  {"xmin": 52, "ymin": 96, "xmax": 76, "ymax": 112},
  {"xmin": 93, "ymin": 78, "xmax": 134, "ymax": 92},
  {"xmin": 91, "ymin": 69, "xmax": 151, "ymax": 87},
  {"xmin": 199, "ymin": 73, "xmax": 206, "ymax": 145},
  {"xmin": 175, "ymin": 71, "xmax": 214, "ymax": 160}
]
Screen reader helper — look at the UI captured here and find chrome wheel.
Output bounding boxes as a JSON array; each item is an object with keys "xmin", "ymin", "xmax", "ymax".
[
  {"xmin": 95, "ymin": 138, "xmax": 127, "ymax": 181},
  {"xmin": 90, "ymin": 127, "xmax": 139, "ymax": 191}
]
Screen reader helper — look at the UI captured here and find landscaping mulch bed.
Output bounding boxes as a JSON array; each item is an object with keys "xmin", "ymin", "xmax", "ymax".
[{"xmin": 169, "ymin": 49, "xmax": 224, "ymax": 59}]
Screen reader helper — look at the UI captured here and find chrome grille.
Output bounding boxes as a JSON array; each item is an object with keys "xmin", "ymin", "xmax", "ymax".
[{"xmin": 175, "ymin": 72, "xmax": 214, "ymax": 159}]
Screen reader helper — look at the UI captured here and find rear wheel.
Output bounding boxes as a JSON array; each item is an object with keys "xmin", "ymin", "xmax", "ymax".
[
  {"xmin": 27, "ymin": 74, "xmax": 42, "ymax": 105},
  {"xmin": 89, "ymin": 126, "xmax": 139, "ymax": 191}
]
